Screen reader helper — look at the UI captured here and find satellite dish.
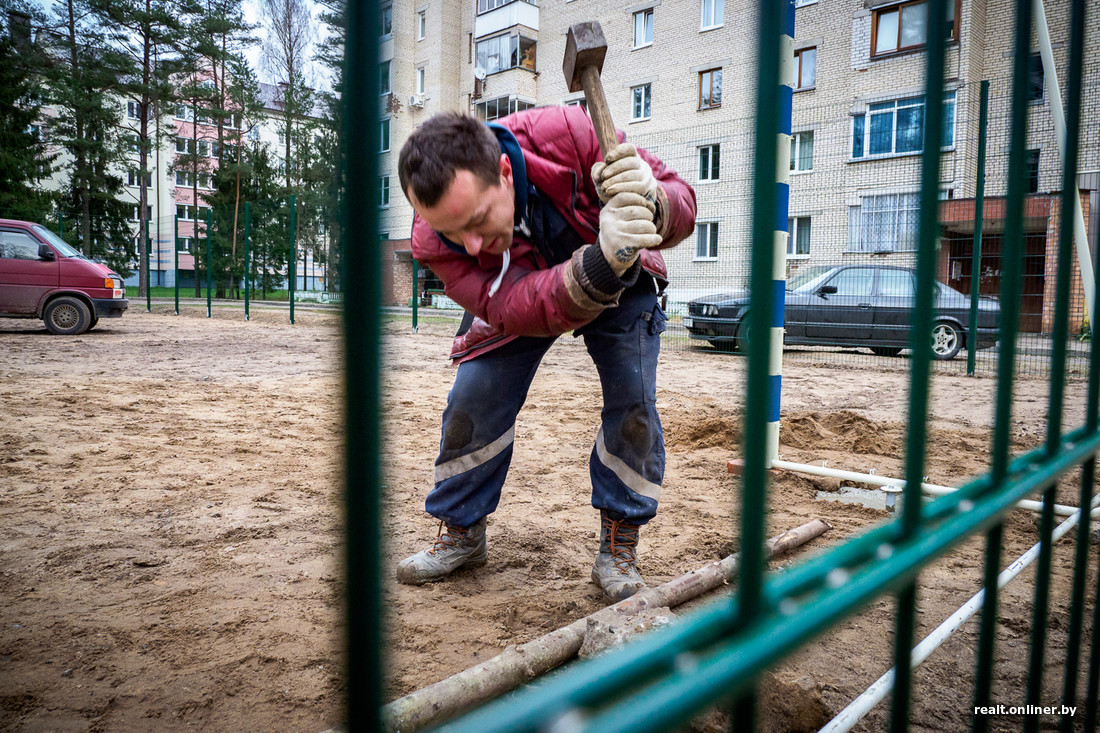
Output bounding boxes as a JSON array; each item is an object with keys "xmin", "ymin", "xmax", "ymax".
[{"xmin": 474, "ymin": 66, "xmax": 487, "ymax": 81}]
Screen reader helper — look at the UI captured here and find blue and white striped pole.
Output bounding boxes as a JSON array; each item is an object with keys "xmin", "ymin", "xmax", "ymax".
[{"xmin": 767, "ymin": 0, "xmax": 795, "ymax": 465}]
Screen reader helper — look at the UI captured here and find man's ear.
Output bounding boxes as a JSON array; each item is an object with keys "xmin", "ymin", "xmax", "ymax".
[{"xmin": 499, "ymin": 153, "xmax": 513, "ymax": 185}]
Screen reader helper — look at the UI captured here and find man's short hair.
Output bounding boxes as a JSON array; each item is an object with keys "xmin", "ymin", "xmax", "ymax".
[{"xmin": 398, "ymin": 112, "xmax": 501, "ymax": 207}]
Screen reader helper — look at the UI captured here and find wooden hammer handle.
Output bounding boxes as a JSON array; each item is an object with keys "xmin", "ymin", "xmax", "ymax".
[{"xmin": 581, "ymin": 64, "xmax": 618, "ymax": 158}]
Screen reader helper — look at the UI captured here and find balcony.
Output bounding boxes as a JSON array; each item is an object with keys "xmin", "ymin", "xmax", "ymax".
[{"xmin": 474, "ymin": 0, "xmax": 538, "ymax": 38}]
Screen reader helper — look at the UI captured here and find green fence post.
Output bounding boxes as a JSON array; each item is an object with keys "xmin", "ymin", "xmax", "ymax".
[
  {"xmin": 174, "ymin": 214, "xmax": 179, "ymax": 315},
  {"xmin": 290, "ymin": 194, "xmax": 296, "ymax": 325},
  {"xmin": 968, "ymin": 80, "xmax": 990, "ymax": 376},
  {"xmin": 343, "ymin": 0, "xmax": 384, "ymax": 725},
  {"xmin": 58, "ymin": 211, "xmax": 63, "ymax": 238},
  {"xmin": 206, "ymin": 208, "xmax": 212, "ymax": 318},
  {"xmin": 412, "ymin": 258, "xmax": 419, "ymax": 332},
  {"xmin": 243, "ymin": 202, "xmax": 251, "ymax": 322},
  {"xmin": 146, "ymin": 224, "xmax": 152, "ymax": 313}
]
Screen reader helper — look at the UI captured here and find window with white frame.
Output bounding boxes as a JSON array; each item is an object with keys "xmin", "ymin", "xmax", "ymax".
[
  {"xmin": 379, "ymin": 60, "xmax": 391, "ymax": 95},
  {"xmin": 127, "ymin": 101, "xmax": 142, "ymax": 120},
  {"xmin": 476, "ymin": 33, "xmax": 536, "ymax": 75},
  {"xmin": 848, "ymin": 192, "xmax": 920, "ymax": 252},
  {"xmin": 175, "ymin": 137, "xmax": 195, "ymax": 154},
  {"xmin": 175, "ymin": 170, "xmax": 194, "ymax": 187},
  {"xmin": 872, "ymin": 0, "xmax": 958, "ymax": 57},
  {"xmin": 177, "ymin": 236, "xmax": 192, "ymax": 252},
  {"xmin": 631, "ymin": 84, "xmax": 651, "ymax": 121},
  {"xmin": 416, "ymin": 67, "xmax": 426, "ymax": 94},
  {"xmin": 176, "ymin": 204, "xmax": 193, "ymax": 220},
  {"xmin": 851, "ymin": 91, "xmax": 955, "ymax": 159},
  {"xmin": 477, "ymin": 0, "xmax": 515, "ymax": 13},
  {"xmin": 564, "ymin": 97, "xmax": 588, "ymax": 112},
  {"xmin": 474, "ymin": 96, "xmax": 534, "ymax": 121},
  {"xmin": 418, "ymin": 11, "xmax": 426, "ymax": 39},
  {"xmin": 175, "ymin": 104, "xmax": 194, "ymax": 121},
  {"xmin": 380, "ymin": 5, "xmax": 392, "ymax": 37},
  {"xmin": 1029, "ymin": 53, "xmax": 1044, "ymax": 102},
  {"xmin": 633, "ymin": 9, "xmax": 653, "ymax": 48},
  {"xmin": 787, "ymin": 217, "xmax": 811, "ymax": 256},
  {"xmin": 380, "ymin": 118, "xmax": 390, "ymax": 152},
  {"xmin": 131, "ymin": 204, "xmax": 153, "ymax": 222},
  {"xmin": 379, "ymin": 175, "xmax": 390, "ymax": 207},
  {"xmin": 699, "ymin": 68, "xmax": 722, "ymax": 109},
  {"xmin": 126, "ymin": 135, "xmax": 140, "ymax": 153},
  {"xmin": 198, "ymin": 172, "xmax": 213, "ymax": 189},
  {"xmin": 701, "ymin": 0, "xmax": 723, "ymax": 29},
  {"xmin": 790, "ymin": 131, "xmax": 813, "ymax": 172},
  {"xmin": 794, "ymin": 47, "xmax": 816, "ymax": 89},
  {"xmin": 695, "ymin": 222, "xmax": 718, "ymax": 259},
  {"xmin": 127, "ymin": 170, "xmax": 152, "ymax": 187},
  {"xmin": 698, "ymin": 144, "xmax": 720, "ymax": 181}
]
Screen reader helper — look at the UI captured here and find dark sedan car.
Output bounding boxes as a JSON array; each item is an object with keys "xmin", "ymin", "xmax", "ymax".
[{"xmin": 684, "ymin": 264, "xmax": 1000, "ymax": 360}]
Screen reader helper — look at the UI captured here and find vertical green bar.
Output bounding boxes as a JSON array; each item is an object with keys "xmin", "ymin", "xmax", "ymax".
[
  {"xmin": 58, "ymin": 211, "xmax": 63, "ymax": 237},
  {"xmin": 146, "ymin": 225, "xmax": 152, "ymax": 312},
  {"xmin": 1056, "ymin": 3, "xmax": 1089, "ymax": 728},
  {"xmin": 891, "ymin": 1, "xmax": 948, "ymax": 730},
  {"xmin": 206, "ymin": 208, "xmax": 213, "ymax": 318},
  {"xmin": 243, "ymin": 202, "xmax": 251, "ymax": 322},
  {"xmin": 411, "ymin": 258, "xmax": 419, "ymax": 332},
  {"xmin": 290, "ymin": 194, "xmax": 296, "ymax": 326},
  {"xmin": 968, "ymin": 81, "xmax": 990, "ymax": 376},
  {"xmin": 343, "ymin": 0, "xmax": 384, "ymax": 727},
  {"xmin": 174, "ymin": 214, "xmax": 179, "ymax": 315},
  {"xmin": 972, "ymin": 522, "xmax": 1003, "ymax": 733}
]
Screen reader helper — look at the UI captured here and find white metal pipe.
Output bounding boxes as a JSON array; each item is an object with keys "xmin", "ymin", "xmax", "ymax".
[
  {"xmin": 1033, "ymin": 0, "xmax": 1095, "ymax": 325},
  {"xmin": 773, "ymin": 459, "xmax": 1099, "ymax": 518},
  {"xmin": 819, "ymin": 491, "xmax": 1100, "ymax": 733}
]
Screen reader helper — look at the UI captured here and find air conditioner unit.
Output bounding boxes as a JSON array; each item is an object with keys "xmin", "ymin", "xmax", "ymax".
[{"xmin": 408, "ymin": 94, "xmax": 425, "ymax": 108}]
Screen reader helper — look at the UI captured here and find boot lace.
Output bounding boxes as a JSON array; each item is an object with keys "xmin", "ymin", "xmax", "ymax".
[
  {"xmin": 430, "ymin": 521, "xmax": 468, "ymax": 555},
  {"xmin": 602, "ymin": 516, "xmax": 639, "ymax": 574}
]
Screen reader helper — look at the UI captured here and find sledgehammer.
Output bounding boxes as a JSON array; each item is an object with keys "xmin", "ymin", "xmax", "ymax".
[{"xmin": 563, "ymin": 21, "xmax": 618, "ymax": 157}]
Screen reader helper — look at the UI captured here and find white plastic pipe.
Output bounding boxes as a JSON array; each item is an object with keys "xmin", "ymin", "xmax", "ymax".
[
  {"xmin": 772, "ymin": 459, "xmax": 1098, "ymax": 518},
  {"xmin": 1033, "ymin": 0, "xmax": 1094, "ymax": 325},
  {"xmin": 819, "ymin": 490, "xmax": 1100, "ymax": 733}
]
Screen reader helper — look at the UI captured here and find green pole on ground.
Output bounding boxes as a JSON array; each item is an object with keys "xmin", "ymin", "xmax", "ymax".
[
  {"xmin": 174, "ymin": 214, "xmax": 179, "ymax": 315},
  {"xmin": 411, "ymin": 258, "xmax": 419, "ymax": 332},
  {"xmin": 289, "ymin": 194, "xmax": 296, "ymax": 325},
  {"xmin": 206, "ymin": 208, "xmax": 212, "ymax": 318},
  {"xmin": 968, "ymin": 80, "xmax": 990, "ymax": 376},
  {"xmin": 243, "ymin": 202, "xmax": 251, "ymax": 322},
  {"xmin": 146, "ymin": 224, "xmax": 152, "ymax": 312}
]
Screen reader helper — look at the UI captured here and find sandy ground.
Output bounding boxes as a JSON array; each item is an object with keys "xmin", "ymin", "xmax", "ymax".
[{"xmin": 0, "ymin": 305, "xmax": 1096, "ymax": 732}]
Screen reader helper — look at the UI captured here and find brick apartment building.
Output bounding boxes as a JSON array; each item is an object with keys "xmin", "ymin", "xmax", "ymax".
[{"xmin": 378, "ymin": 0, "xmax": 1099, "ymax": 333}]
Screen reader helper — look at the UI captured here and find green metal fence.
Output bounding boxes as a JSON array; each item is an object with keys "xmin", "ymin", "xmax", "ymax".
[{"xmin": 347, "ymin": 0, "xmax": 1097, "ymax": 729}]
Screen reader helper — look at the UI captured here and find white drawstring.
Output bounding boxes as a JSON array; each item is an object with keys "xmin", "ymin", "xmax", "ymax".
[{"xmin": 487, "ymin": 248, "xmax": 510, "ymax": 298}]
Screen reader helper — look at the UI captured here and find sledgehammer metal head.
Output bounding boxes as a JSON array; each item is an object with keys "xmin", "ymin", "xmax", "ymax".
[{"xmin": 563, "ymin": 21, "xmax": 617, "ymax": 157}]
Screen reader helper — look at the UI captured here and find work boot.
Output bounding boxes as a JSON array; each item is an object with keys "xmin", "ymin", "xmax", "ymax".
[
  {"xmin": 395, "ymin": 517, "xmax": 488, "ymax": 585},
  {"xmin": 591, "ymin": 511, "xmax": 647, "ymax": 601}
]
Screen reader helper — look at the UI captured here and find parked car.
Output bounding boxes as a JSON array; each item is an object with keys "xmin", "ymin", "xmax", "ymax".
[
  {"xmin": 684, "ymin": 264, "xmax": 1000, "ymax": 360},
  {"xmin": 0, "ymin": 218, "xmax": 128, "ymax": 335}
]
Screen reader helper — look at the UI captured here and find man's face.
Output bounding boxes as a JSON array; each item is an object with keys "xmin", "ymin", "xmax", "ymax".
[{"xmin": 409, "ymin": 155, "xmax": 515, "ymax": 257}]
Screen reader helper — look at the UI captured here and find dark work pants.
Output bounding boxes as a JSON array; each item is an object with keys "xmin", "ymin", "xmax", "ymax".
[{"xmin": 425, "ymin": 284, "xmax": 667, "ymax": 528}]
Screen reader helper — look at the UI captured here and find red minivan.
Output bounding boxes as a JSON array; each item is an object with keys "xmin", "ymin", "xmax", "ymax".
[{"xmin": 0, "ymin": 218, "xmax": 128, "ymax": 335}]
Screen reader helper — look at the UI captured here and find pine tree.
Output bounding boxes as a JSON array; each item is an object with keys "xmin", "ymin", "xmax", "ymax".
[{"xmin": 315, "ymin": 0, "xmax": 344, "ymax": 291}]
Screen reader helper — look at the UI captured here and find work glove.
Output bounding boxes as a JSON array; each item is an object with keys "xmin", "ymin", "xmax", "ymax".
[
  {"xmin": 591, "ymin": 143, "xmax": 659, "ymax": 210},
  {"xmin": 598, "ymin": 191, "xmax": 664, "ymax": 276}
]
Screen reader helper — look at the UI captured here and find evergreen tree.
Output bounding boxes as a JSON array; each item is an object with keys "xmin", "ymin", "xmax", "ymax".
[
  {"xmin": 0, "ymin": 11, "xmax": 55, "ymax": 222},
  {"xmin": 315, "ymin": 0, "xmax": 343, "ymax": 290}
]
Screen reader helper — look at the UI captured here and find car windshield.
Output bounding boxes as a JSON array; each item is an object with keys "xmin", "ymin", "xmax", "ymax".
[
  {"xmin": 32, "ymin": 225, "xmax": 83, "ymax": 258},
  {"xmin": 788, "ymin": 265, "xmax": 836, "ymax": 293}
]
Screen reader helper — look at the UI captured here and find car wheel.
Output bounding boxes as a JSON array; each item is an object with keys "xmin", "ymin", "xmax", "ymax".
[
  {"xmin": 44, "ymin": 296, "xmax": 92, "ymax": 335},
  {"xmin": 931, "ymin": 321, "xmax": 962, "ymax": 360},
  {"xmin": 871, "ymin": 347, "xmax": 903, "ymax": 358},
  {"xmin": 735, "ymin": 317, "xmax": 750, "ymax": 355}
]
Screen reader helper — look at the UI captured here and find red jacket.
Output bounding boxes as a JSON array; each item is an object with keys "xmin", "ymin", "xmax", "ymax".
[{"xmin": 410, "ymin": 105, "xmax": 697, "ymax": 363}]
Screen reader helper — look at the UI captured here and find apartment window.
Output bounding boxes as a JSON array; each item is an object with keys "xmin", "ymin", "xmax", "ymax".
[
  {"xmin": 474, "ymin": 95, "xmax": 534, "ymax": 121},
  {"xmin": 176, "ymin": 237, "xmax": 192, "ymax": 252},
  {"xmin": 565, "ymin": 98, "xmax": 588, "ymax": 112},
  {"xmin": 198, "ymin": 172, "xmax": 213, "ymax": 189},
  {"xmin": 127, "ymin": 101, "xmax": 141, "ymax": 120},
  {"xmin": 127, "ymin": 170, "xmax": 152, "ymax": 187},
  {"xmin": 1026, "ymin": 149, "xmax": 1040, "ymax": 194},
  {"xmin": 416, "ymin": 67, "xmax": 426, "ymax": 94},
  {"xmin": 379, "ymin": 176, "xmax": 391, "ymax": 208},
  {"xmin": 851, "ymin": 91, "xmax": 955, "ymax": 158},
  {"xmin": 695, "ymin": 221, "xmax": 718, "ymax": 259},
  {"xmin": 698, "ymin": 144, "xmax": 720, "ymax": 181},
  {"xmin": 197, "ymin": 140, "xmax": 211, "ymax": 157},
  {"xmin": 476, "ymin": 33, "xmax": 536, "ymax": 75},
  {"xmin": 633, "ymin": 9, "xmax": 653, "ymax": 48},
  {"xmin": 131, "ymin": 204, "xmax": 153, "ymax": 222},
  {"xmin": 1029, "ymin": 53, "xmax": 1044, "ymax": 102},
  {"xmin": 176, "ymin": 204, "xmax": 193, "ymax": 220},
  {"xmin": 126, "ymin": 135, "xmax": 141, "ymax": 153},
  {"xmin": 794, "ymin": 47, "xmax": 816, "ymax": 89},
  {"xmin": 174, "ymin": 104, "xmax": 194, "ymax": 121},
  {"xmin": 848, "ymin": 192, "xmax": 920, "ymax": 252},
  {"xmin": 380, "ymin": 118, "xmax": 390, "ymax": 152},
  {"xmin": 872, "ymin": 0, "xmax": 958, "ymax": 57},
  {"xmin": 380, "ymin": 5, "xmax": 392, "ymax": 37},
  {"xmin": 701, "ymin": 0, "xmax": 723, "ymax": 29},
  {"xmin": 787, "ymin": 217, "xmax": 811, "ymax": 256},
  {"xmin": 379, "ymin": 60, "xmax": 391, "ymax": 95},
  {"xmin": 477, "ymin": 0, "xmax": 513, "ymax": 13},
  {"xmin": 175, "ymin": 137, "xmax": 196, "ymax": 155},
  {"xmin": 631, "ymin": 84, "xmax": 651, "ymax": 121},
  {"xmin": 175, "ymin": 170, "xmax": 194, "ymax": 187},
  {"xmin": 790, "ymin": 131, "xmax": 814, "ymax": 172},
  {"xmin": 418, "ymin": 11, "xmax": 426, "ymax": 39},
  {"xmin": 699, "ymin": 68, "xmax": 722, "ymax": 110}
]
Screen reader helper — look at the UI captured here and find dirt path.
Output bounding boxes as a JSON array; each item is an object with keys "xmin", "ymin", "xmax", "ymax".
[{"xmin": 1, "ymin": 308, "xmax": 1094, "ymax": 732}]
